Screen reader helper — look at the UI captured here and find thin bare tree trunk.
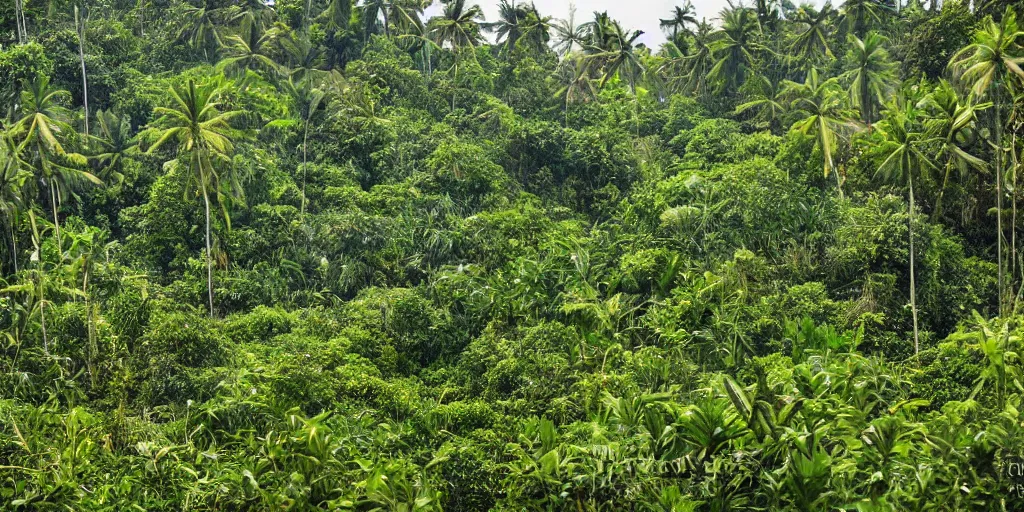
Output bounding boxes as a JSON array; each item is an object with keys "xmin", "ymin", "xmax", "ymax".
[
  {"xmin": 76, "ymin": 6, "xmax": 89, "ymax": 137},
  {"xmin": 996, "ymin": 87, "xmax": 1005, "ymax": 316},
  {"xmin": 50, "ymin": 183, "xmax": 61, "ymax": 255},
  {"xmin": 202, "ymin": 182, "xmax": 214, "ymax": 317},
  {"xmin": 10, "ymin": 222, "xmax": 18, "ymax": 274},
  {"xmin": 15, "ymin": 0, "xmax": 25, "ymax": 43},
  {"xmin": 39, "ymin": 270, "xmax": 48, "ymax": 355},
  {"xmin": 301, "ymin": 119, "xmax": 309, "ymax": 219},
  {"xmin": 1013, "ymin": 131, "xmax": 1018, "ymax": 304},
  {"xmin": 909, "ymin": 163, "xmax": 920, "ymax": 358}
]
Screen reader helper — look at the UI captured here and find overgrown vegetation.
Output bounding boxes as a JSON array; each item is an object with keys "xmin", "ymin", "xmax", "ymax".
[{"xmin": 2, "ymin": 0, "xmax": 1024, "ymax": 509}]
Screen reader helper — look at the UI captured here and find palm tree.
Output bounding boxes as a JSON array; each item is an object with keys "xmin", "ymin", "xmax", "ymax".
[
  {"xmin": 321, "ymin": 0, "xmax": 352, "ymax": 32},
  {"xmin": 659, "ymin": 2, "xmax": 697, "ymax": 45},
  {"xmin": 278, "ymin": 31, "xmax": 326, "ymax": 83},
  {"xmin": 144, "ymin": 80, "xmax": 242, "ymax": 317},
  {"xmin": 15, "ymin": 77, "xmax": 101, "ymax": 253},
  {"xmin": 267, "ymin": 76, "xmax": 331, "ymax": 219},
  {"xmin": 554, "ymin": 55, "xmax": 597, "ymax": 126},
  {"xmin": 485, "ymin": 0, "xmax": 527, "ymax": 53},
  {"xmin": 839, "ymin": 0, "xmax": 887, "ymax": 38},
  {"xmin": 428, "ymin": 0, "xmax": 485, "ymax": 110},
  {"xmin": 875, "ymin": 103, "xmax": 935, "ymax": 357},
  {"xmin": 735, "ymin": 73, "xmax": 786, "ymax": 132},
  {"xmin": 388, "ymin": 0, "xmax": 428, "ymax": 37},
  {"xmin": 0, "ymin": 126, "xmax": 30, "ymax": 274},
  {"xmin": 90, "ymin": 110, "xmax": 133, "ymax": 182},
  {"xmin": 921, "ymin": 81, "xmax": 989, "ymax": 220},
  {"xmin": 681, "ymin": 19, "xmax": 716, "ymax": 98},
  {"xmin": 783, "ymin": 68, "xmax": 860, "ymax": 198},
  {"xmin": 217, "ymin": 18, "xmax": 282, "ymax": 85},
  {"xmin": 177, "ymin": 2, "xmax": 222, "ymax": 61},
  {"xmin": 75, "ymin": 5, "xmax": 90, "ymax": 137},
  {"xmin": 708, "ymin": 5, "xmax": 763, "ymax": 95},
  {"xmin": 789, "ymin": 3, "xmax": 837, "ymax": 72},
  {"xmin": 949, "ymin": 7, "xmax": 1024, "ymax": 315},
  {"xmin": 552, "ymin": 4, "xmax": 587, "ymax": 58},
  {"xmin": 591, "ymin": 20, "xmax": 645, "ymax": 95},
  {"xmin": 842, "ymin": 32, "xmax": 896, "ymax": 125},
  {"xmin": 361, "ymin": 0, "xmax": 392, "ymax": 38},
  {"xmin": 428, "ymin": 0, "xmax": 485, "ymax": 50}
]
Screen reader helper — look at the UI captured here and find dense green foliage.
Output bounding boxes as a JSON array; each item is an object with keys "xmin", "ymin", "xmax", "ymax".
[{"xmin": 3, "ymin": 0, "xmax": 1024, "ymax": 509}]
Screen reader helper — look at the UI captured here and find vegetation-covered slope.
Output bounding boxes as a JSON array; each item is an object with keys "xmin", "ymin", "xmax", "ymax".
[{"xmin": 2, "ymin": 0, "xmax": 1024, "ymax": 509}]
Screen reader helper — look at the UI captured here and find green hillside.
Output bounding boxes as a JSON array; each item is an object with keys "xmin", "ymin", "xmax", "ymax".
[{"xmin": 2, "ymin": 0, "xmax": 1024, "ymax": 509}]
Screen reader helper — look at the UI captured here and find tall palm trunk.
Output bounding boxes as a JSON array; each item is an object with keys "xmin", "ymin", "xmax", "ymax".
[
  {"xmin": 76, "ymin": 6, "xmax": 89, "ymax": 137},
  {"xmin": 15, "ymin": 0, "xmax": 25, "ymax": 43},
  {"xmin": 201, "ymin": 181, "xmax": 214, "ymax": 317},
  {"xmin": 908, "ymin": 157, "xmax": 920, "ymax": 357},
  {"xmin": 1013, "ymin": 130, "xmax": 1019, "ymax": 306},
  {"xmin": 996, "ymin": 85, "xmax": 1005, "ymax": 316},
  {"xmin": 50, "ymin": 181, "xmax": 62, "ymax": 255},
  {"xmin": 301, "ymin": 118, "xmax": 309, "ymax": 219},
  {"xmin": 9, "ymin": 222, "xmax": 18, "ymax": 274}
]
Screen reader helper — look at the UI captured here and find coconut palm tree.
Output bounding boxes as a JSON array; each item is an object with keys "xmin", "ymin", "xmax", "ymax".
[
  {"xmin": 708, "ymin": 5, "xmax": 763, "ymax": 95},
  {"xmin": 485, "ymin": 0, "xmax": 527, "ymax": 53},
  {"xmin": 659, "ymin": 2, "xmax": 697, "ymax": 45},
  {"xmin": 321, "ymin": 0, "xmax": 352, "ymax": 32},
  {"xmin": 15, "ymin": 77, "xmax": 101, "ymax": 254},
  {"xmin": 267, "ymin": 76, "xmax": 332, "ymax": 219},
  {"xmin": 591, "ymin": 20, "xmax": 645, "ymax": 95},
  {"xmin": 875, "ymin": 103, "xmax": 935, "ymax": 357},
  {"xmin": 842, "ymin": 31, "xmax": 896, "ymax": 125},
  {"xmin": 278, "ymin": 31, "xmax": 326, "ymax": 83},
  {"xmin": 552, "ymin": 4, "xmax": 587, "ymax": 58},
  {"xmin": 554, "ymin": 55, "xmax": 597, "ymax": 126},
  {"xmin": 217, "ymin": 17, "xmax": 282, "ymax": 85},
  {"xmin": 361, "ymin": 0, "xmax": 392, "ymax": 38},
  {"xmin": 840, "ymin": 0, "xmax": 887, "ymax": 38},
  {"xmin": 782, "ymin": 68, "xmax": 860, "ymax": 198},
  {"xmin": 0, "ymin": 126, "xmax": 30, "ymax": 274},
  {"xmin": 789, "ymin": 3, "xmax": 837, "ymax": 72},
  {"xmin": 921, "ymin": 80, "xmax": 989, "ymax": 220},
  {"xmin": 177, "ymin": 2, "xmax": 222, "ymax": 61},
  {"xmin": 89, "ymin": 109, "xmax": 132, "ymax": 185},
  {"xmin": 388, "ymin": 0, "xmax": 429, "ymax": 37},
  {"xmin": 428, "ymin": 0, "xmax": 485, "ymax": 50},
  {"xmin": 735, "ymin": 73, "xmax": 786, "ymax": 132},
  {"xmin": 144, "ymin": 80, "xmax": 242, "ymax": 317},
  {"xmin": 949, "ymin": 7, "xmax": 1024, "ymax": 315},
  {"xmin": 681, "ymin": 19, "xmax": 716, "ymax": 98}
]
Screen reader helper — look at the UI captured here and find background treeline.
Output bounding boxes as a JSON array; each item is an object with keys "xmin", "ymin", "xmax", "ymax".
[{"xmin": 2, "ymin": 0, "xmax": 1024, "ymax": 509}]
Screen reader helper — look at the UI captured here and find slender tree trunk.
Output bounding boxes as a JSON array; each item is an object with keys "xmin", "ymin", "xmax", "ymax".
[
  {"xmin": 1013, "ymin": 130, "xmax": 1018, "ymax": 304},
  {"xmin": 935, "ymin": 159, "xmax": 953, "ymax": 221},
  {"xmin": 10, "ymin": 222, "xmax": 18, "ymax": 274},
  {"xmin": 138, "ymin": 0, "xmax": 145, "ymax": 36},
  {"xmin": 833, "ymin": 165, "xmax": 844, "ymax": 200},
  {"xmin": 39, "ymin": 270, "xmax": 48, "ymax": 355},
  {"xmin": 76, "ymin": 6, "xmax": 89, "ymax": 137},
  {"xmin": 301, "ymin": 119, "xmax": 309, "ymax": 219},
  {"xmin": 909, "ymin": 162, "xmax": 920, "ymax": 358},
  {"xmin": 201, "ymin": 182, "xmax": 214, "ymax": 317},
  {"xmin": 50, "ymin": 183, "xmax": 61, "ymax": 256},
  {"xmin": 83, "ymin": 265, "xmax": 97, "ymax": 389},
  {"xmin": 996, "ymin": 87, "xmax": 1005, "ymax": 316},
  {"xmin": 15, "ymin": 0, "xmax": 25, "ymax": 43}
]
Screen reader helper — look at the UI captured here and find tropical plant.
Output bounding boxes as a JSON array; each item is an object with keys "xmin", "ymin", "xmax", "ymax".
[{"xmin": 144, "ymin": 80, "xmax": 242, "ymax": 317}]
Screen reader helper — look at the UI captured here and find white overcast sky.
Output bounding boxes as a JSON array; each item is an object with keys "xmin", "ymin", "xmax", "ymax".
[{"xmin": 422, "ymin": 1, "xmax": 768, "ymax": 49}]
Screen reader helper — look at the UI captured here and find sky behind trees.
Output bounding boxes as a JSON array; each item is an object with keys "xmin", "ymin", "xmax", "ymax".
[{"xmin": 422, "ymin": 0, "xmax": 736, "ymax": 47}]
